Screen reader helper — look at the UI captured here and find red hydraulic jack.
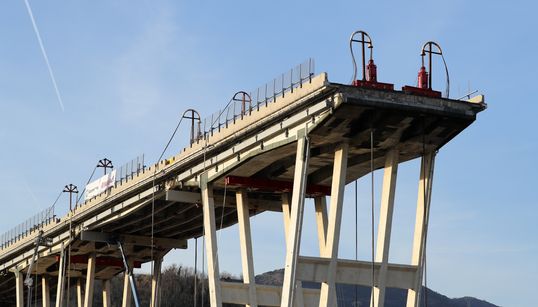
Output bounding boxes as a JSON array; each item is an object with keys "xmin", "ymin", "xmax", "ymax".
[
  {"xmin": 350, "ymin": 30, "xmax": 394, "ymax": 90},
  {"xmin": 402, "ymin": 41, "xmax": 449, "ymax": 98}
]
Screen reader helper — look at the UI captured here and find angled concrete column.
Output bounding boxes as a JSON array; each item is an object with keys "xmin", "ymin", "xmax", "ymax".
[
  {"xmin": 55, "ymin": 249, "xmax": 65, "ymax": 307},
  {"xmin": 201, "ymin": 172, "xmax": 222, "ymax": 307},
  {"xmin": 150, "ymin": 257, "xmax": 163, "ymax": 307},
  {"xmin": 83, "ymin": 253, "xmax": 96, "ymax": 307},
  {"xmin": 42, "ymin": 276, "xmax": 50, "ymax": 307},
  {"xmin": 102, "ymin": 280, "xmax": 111, "ymax": 307},
  {"xmin": 14, "ymin": 270, "xmax": 23, "ymax": 307},
  {"xmin": 314, "ymin": 197, "xmax": 328, "ymax": 255},
  {"xmin": 371, "ymin": 149, "xmax": 399, "ymax": 307},
  {"xmin": 280, "ymin": 134, "xmax": 310, "ymax": 307},
  {"xmin": 406, "ymin": 152, "xmax": 435, "ymax": 307},
  {"xmin": 77, "ymin": 278, "xmax": 84, "ymax": 307},
  {"xmin": 236, "ymin": 189, "xmax": 258, "ymax": 307},
  {"xmin": 281, "ymin": 193, "xmax": 291, "ymax": 244},
  {"xmin": 122, "ymin": 271, "xmax": 132, "ymax": 307},
  {"xmin": 318, "ymin": 143, "xmax": 349, "ymax": 307},
  {"xmin": 281, "ymin": 193, "xmax": 305, "ymax": 307}
]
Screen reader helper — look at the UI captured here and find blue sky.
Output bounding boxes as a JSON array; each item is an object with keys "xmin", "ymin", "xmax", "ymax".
[{"xmin": 0, "ymin": 1, "xmax": 536, "ymax": 306}]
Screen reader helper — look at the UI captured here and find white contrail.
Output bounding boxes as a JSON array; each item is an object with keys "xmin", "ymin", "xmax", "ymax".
[{"xmin": 22, "ymin": 0, "xmax": 65, "ymax": 111}]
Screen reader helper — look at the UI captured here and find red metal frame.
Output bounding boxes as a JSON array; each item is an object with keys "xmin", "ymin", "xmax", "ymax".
[
  {"xmin": 352, "ymin": 80, "xmax": 395, "ymax": 91},
  {"xmin": 401, "ymin": 85, "xmax": 442, "ymax": 98}
]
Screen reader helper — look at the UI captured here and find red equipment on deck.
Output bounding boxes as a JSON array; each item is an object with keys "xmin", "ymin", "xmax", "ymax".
[{"xmin": 349, "ymin": 30, "xmax": 394, "ymax": 91}]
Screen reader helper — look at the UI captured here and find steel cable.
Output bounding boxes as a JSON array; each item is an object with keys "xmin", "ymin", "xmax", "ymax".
[{"xmin": 370, "ymin": 129, "xmax": 375, "ymax": 307}]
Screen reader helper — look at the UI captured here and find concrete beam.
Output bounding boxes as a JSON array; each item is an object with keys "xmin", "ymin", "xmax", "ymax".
[
  {"xmin": 314, "ymin": 197, "xmax": 328, "ymax": 256},
  {"xmin": 165, "ymin": 190, "xmax": 201, "ymax": 204},
  {"xmin": 14, "ymin": 270, "xmax": 23, "ymax": 307},
  {"xmin": 77, "ymin": 279, "xmax": 83, "ymax": 307},
  {"xmin": 102, "ymin": 280, "xmax": 111, "ymax": 307},
  {"xmin": 371, "ymin": 149, "xmax": 399, "ymax": 307},
  {"xmin": 281, "ymin": 134, "xmax": 310, "ymax": 307},
  {"xmin": 319, "ymin": 143, "xmax": 349, "ymax": 307},
  {"xmin": 406, "ymin": 152, "xmax": 435, "ymax": 307},
  {"xmin": 236, "ymin": 190, "xmax": 258, "ymax": 307},
  {"xmin": 80, "ymin": 231, "xmax": 187, "ymax": 249},
  {"xmin": 201, "ymin": 172, "xmax": 222, "ymax": 307},
  {"xmin": 296, "ymin": 256, "xmax": 417, "ymax": 289},
  {"xmin": 150, "ymin": 257, "xmax": 163, "ymax": 307},
  {"xmin": 83, "ymin": 253, "xmax": 96, "ymax": 307},
  {"xmin": 41, "ymin": 276, "xmax": 50, "ymax": 307},
  {"xmin": 121, "ymin": 272, "xmax": 132, "ymax": 307},
  {"xmin": 221, "ymin": 282, "xmax": 320, "ymax": 307},
  {"xmin": 55, "ymin": 249, "xmax": 65, "ymax": 307}
]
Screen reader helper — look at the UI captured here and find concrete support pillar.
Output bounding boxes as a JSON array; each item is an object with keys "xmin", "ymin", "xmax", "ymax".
[
  {"xmin": 280, "ymin": 134, "xmax": 310, "ymax": 307},
  {"xmin": 201, "ymin": 172, "xmax": 222, "ymax": 307},
  {"xmin": 76, "ymin": 279, "xmax": 84, "ymax": 307},
  {"xmin": 318, "ymin": 143, "xmax": 349, "ymax": 307},
  {"xmin": 406, "ymin": 152, "xmax": 435, "ymax": 307},
  {"xmin": 281, "ymin": 193, "xmax": 291, "ymax": 241},
  {"xmin": 281, "ymin": 194, "xmax": 305, "ymax": 307},
  {"xmin": 236, "ymin": 189, "xmax": 258, "ymax": 307},
  {"xmin": 121, "ymin": 271, "xmax": 132, "ymax": 307},
  {"xmin": 314, "ymin": 196, "xmax": 328, "ymax": 255},
  {"xmin": 371, "ymin": 149, "xmax": 399, "ymax": 307},
  {"xmin": 150, "ymin": 257, "xmax": 163, "ymax": 307},
  {"xmin": 42, "ymin": 276, "xmax": 50, "ymax": 307},
  {"xmin": 102, "ymin": 280, "xmax": 111, "ymax": 307},
  {"xmin": 14, "ymin": 270, "xmax": 24, "ymax": 307},
  {"xmin": 83, "ymin": 253, "xmax": 96, "ymax": 307},
  {"xmin": 55, "ymin": 250, "xmax": 65, "ymax": 307}
]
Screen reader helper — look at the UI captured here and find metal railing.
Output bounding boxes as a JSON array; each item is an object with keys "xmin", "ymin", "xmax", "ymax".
[
  {"xmin": 198, "ymin": 58, "xmax": 315, "ymax": 140},
  {"xmin": 0, "ymin": 154, "xmax": 147, "ymax": 249},
  {"xmin": 115, "ymin": 154, "xmax": 146, "ymax": 185},
  {"xmin": 0, "ymin": 205, "xmax": 56, "ymax": 249},
  {"xmin": 0, "ymin": 59, "xmax": 315, "ymax": 249}
]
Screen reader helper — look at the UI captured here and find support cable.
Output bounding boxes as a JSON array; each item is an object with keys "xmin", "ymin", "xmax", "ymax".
[
  {"xmin": 44, "ymin": 190, "xmax": 63, "ymax": 226},
  {"xmin": 66, "ymin": 213, "xmax": 73, "ymax": 306},
  {"xmin": 35, "ymin": 257, "xmax": 38, "ymax": 307},
  {"xmin": 440, "ymin": 53, "xmax": 450, "ymax": 98},
  {"xmin": 218, "ymin": 182, "xmax": 227, "ymax": 244},
  {"xmin": 150, "ymin": 114, "xmax": 186, "ymax": 283},
  {"xmin": 420, "ymin": 127, "xmax": 436, "ymax": 307},
  {"xmin": 201, "ymin": 237, "xmax": 205, "ymax": 307},
  {"xmin": 75, "ymin": 165, "xmax": 98, "ymax": 206},
  {"xmin": 194, "ymin": 237, "xmax": 198, "ymax": 307},
  {"xmin": 423, "ymin": 131, "xmax": 428, "ymax": 307},
  {"xmin": 197, "ymin": 97, "xmax": 234, "ymax": 305},
  {"xmin": 354, "ymin": 179, "xmax": 359, "ymax": 306},
  {"xmin": 370, "ymin": 129, "xmax": 375, "ymax": 307}
]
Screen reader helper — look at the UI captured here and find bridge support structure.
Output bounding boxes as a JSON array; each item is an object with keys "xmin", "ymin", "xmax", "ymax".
[
  {"xmin": 14, "ymin": 270, "xmax": 23, "ymax": 307},
  {"xmin": 150, "ymin": 256, "xmax": 163, "ymax": 307},
  {"xmin": 102, "ymin": 279, "xmax": 112, "ymax": 307},
  {"xmin": 204, "ymin": 135, "xmax": 437, "ymax": 307},
  {"xmin": 121, "ymin": 271, "xmax": 132, "ymax": 307},
  {"xmin": 0, "ymin": 74, "xmax": 481, "ymax": 307},
  {"xmin": 42, "ymin": 276, "xmax": 50, "ymax": 307},
  {"xmin": 406, "ymin": 152, "xmax": 435, "ymax": 307},
  {"xmin": 201, "ymin": 172, "xmax": 223, "ymax": 307}
]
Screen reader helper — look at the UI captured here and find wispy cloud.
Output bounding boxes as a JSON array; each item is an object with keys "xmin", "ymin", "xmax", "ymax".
[{"xmin": 22, "ymin": 0, "xmax": 65, "ymax": 111}]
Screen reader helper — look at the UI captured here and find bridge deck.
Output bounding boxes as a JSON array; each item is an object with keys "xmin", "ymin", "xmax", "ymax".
[{"xmin": 0, "ymin": 73, "xmax": 485, "ymax": 302}]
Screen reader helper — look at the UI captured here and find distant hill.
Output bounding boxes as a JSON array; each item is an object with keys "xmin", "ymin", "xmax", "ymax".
[{"xmin": 254, "ymin": 269, "xmax": 499, "ymax": 307}]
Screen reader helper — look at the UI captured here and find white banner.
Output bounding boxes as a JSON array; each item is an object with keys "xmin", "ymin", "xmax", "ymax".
[{"xmin": 85, "ymin": 170, "xmax": 116, "ymax": 201}]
